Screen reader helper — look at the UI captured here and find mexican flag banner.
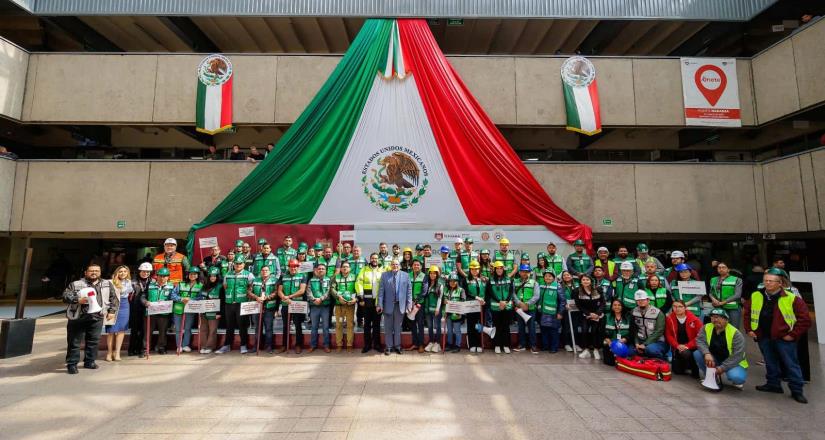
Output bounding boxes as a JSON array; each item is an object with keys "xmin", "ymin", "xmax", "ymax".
[
  {"xmin": 188, "ymin": 19, "xmax": 592, "ymax": 254},
  {"xmin": 561, "ymin": 56, "xmax": 602, "ymax": 136},
  {"xmin": 195, "ymin": 54, "xmax": 233, "ymax": 135}
]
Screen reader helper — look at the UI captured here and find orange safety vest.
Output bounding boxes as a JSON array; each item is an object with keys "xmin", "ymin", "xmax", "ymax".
[{"xmin": 153, "ymin": 252, "xmax": 186, "ymax": 285}]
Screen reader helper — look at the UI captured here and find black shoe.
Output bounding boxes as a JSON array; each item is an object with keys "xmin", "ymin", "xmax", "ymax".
[
  {"xmin": 83, "ymin": 362, "xmax": 98, "ymax": 370},
  {"xmin": 394, "ymin": 348, "xmax": 402, "ymax": 354},
  {"xmin": 67, "ymin": 365, "xmax": 78, "ymax": 374},
  {"xmin": 361, "ymin": 347, "xmax": 370, "ymax": 354},
  {"xmin": 139, "ymin": 352, "xmax": 146, "ymax": 358},
  {"xmin": 247, "ymin": 348, "xmax": 257, "ymax": 354},
  {"xmin": 452, "ymin": 347, "xmax": 460, "ymax": 353},
  {"xmin": 792, "ymin": 393, "xmax": 808, "ymax": 404},
  {"xmin": 755, "ymin": 384, "xmax": 783, "ymax": 394},
  {"xmin": 384, "ymin": 349, "xmax": 391, "ymax": 356},
  {"xmin": 157, "ymin": 348, "xmax": 167, "ymax": 355}
]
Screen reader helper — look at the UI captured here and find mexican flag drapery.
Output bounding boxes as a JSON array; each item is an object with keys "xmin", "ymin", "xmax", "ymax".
[
  {"xmin": 187, "ymin": 19, "xmax": 592, "ymax": 255},
  {"xmin": 196, "ymin": 54, "xmax": 234, "ymax": 134}
]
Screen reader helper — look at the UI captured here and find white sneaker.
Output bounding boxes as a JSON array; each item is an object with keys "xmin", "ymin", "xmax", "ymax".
[
  {"xmin": 240, "ymin": 346, "xmax": 248, "ymax": 354},
  {"xmin": 575, "ymin": 345, "xmax": 583, "ymax": 352},
  {"xmin": 215, "ymin": 345, "xmax": 230, "ymax": 354},
  {"xmin": 578, "ymin": 349, "xmax": 591, "ymax": 359},
  {"xmin": 182, "ymin": 346, "xmax": 191, "ymax": 353},
  {"xmin": 495, "ymin": 346, "xmax": 501, "ymax": 354},
  {"xmin": 424, "ymin": 342, "xmax": 433, "ymax": 352},
  {"xmin": 503, "ymin": 347, "xmax": 511, "ymax": 354},
  {"xmin": 732, "ymin": 383, "xmax": 744, "ymax": 390},
  {"xmin": 468, "ymin": 347, "xmax": 476, "ymax": 353},
  {"xmin": 199, "ymin": 348, "xmax": 212, "ymax": 354},
  {"xmin": 564, "ymin": 345, "xmax": 573, "ymax": 352},
  {"xmin": 432, "ymin": 343, "xmax": 441, "ymax": 353},
  {"xmin": 593, "ymin": 349, "xmax": 601, "ymax": 360},
  {"xmin": 476, "ymin": 347, "xmax": 483, "ymax": 353}
]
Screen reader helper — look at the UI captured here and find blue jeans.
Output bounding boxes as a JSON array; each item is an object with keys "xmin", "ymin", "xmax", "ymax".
[
  {"xmin": 446, "ymin": 319, "xmax": 462, "ymax": 348},
  {"xmin": 517, "ymin": 309, "xmax": 537, "ymax": 348},
  {"xmin": 692, "ymin": 350, "xmax": 748, "ymax": 384},
  {"xmin": 540, "ymin": 325, "xmax": 560, "ymax": 352},
  {"xmin": 411, "ymin": 308, "xmax": 425, "ymax": 346},
  {"xmin": 641, "ymin": 340, "xmax": 668, "ymax": 359},
  {"xmin": 758, "ymin": 338, "xmax": 804, "ymax": 394},
  {"xmin": 261, "ymin": 308, "xmax": 275, "ymax": 349},
  {"xmin": 173, "ymin": 313, "xmax": 196, "ymax": 349},
  {"xmin": 309, "ymin": 305, "xmax": 330, "ymax": 348},
  {"xmin": 426, "ymin": 311, "xmax": 442, "ymax": 344}
]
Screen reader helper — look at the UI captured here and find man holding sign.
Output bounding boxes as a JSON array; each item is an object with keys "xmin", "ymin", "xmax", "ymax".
[
  {"xmin": 333, "ymin": 261, "xmax": 358, "ymax": 352},
  {"xmin": 63, "ymin": 263, "xmax": 117, "ymax": 374},
  {"xmin": 250, "ymin": 266, "xmax": 278, "ymax": 353},
  {"xmin": 216, "ymin": 255, "xmax": 254, "ymax": 354},
  {"xmin": 141, "ymin": 267, "xmax": 177, "ymax": 355},
  {"xmin": 278, "ymin": 260, "xmax": 307, "ymax": 354},
  {"xmin": 307, "ymin": 263, "xmax": 332, "ymax": 353}
]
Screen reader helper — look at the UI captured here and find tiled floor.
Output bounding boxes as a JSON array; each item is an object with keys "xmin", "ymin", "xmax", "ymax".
[{"xmin": 1, "ymin": 316, "xmax": 823, "ymax": 439}]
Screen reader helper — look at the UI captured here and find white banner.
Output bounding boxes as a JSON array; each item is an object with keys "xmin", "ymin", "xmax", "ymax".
[
  {"xmin": 680, "ymin": 58, "xmax": 741, "ymax": 127},
  {"xmin": 339, "ymin": 230, "xmax": 356, "ymax": 242},
  {"xmin": 298, "ymin": 261, "xmax": 315, "ymax": 273},
  {"xmin": 184, "ymin": 299, "xmax": 221, "ymax": 313},
  {"xmin": 566, "ymin": 299, "xmax": 578, "ymax": 312},
  {"xmin": 239, "ymin": 301, "xmax": 261, "ymax": 316},
  {"xmin": 198, "ymin": 237, "xmax": 218, "ymax": 249},
  {"xmin": 677, "ymin": 280, "xmax": 707, "ymax": 296},
  {"xmin": 238, "ymin": 226, "xmax": 255, "ymax": 238},
  {"xmin": 147, "ymin": 300, "xmax": 173, "ymax": 315},
  {"xmin": 288, "ymin": 300, "xmax": 309, "ymax": 315},
  {"xmin": 444, "ymin": 302, "xmax": 464, "ymax": 315}
]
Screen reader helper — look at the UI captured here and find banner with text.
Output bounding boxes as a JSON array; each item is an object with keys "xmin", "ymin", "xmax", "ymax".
[{"xmin": 680, "ymin": 58, "xmax": 741, "ymax": 127}]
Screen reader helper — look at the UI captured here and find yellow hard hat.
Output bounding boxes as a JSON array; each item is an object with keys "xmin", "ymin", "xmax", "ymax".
[
  {"xmin": 469, "ymin": 260, "xmax": 481, "ymax": 269},
  {"xmin": 492, "ymin": 261, "xmax": 505, "ymax": 268},
  {"xmin": 499, "ymin": 238, "xmax": 510, "ymax": 245},
  {"xmin": 429, "ymin": 265, "xmax": 441, "ymax": 273},
  {"xmin": 403, "ymin": 247, "xmax": 413, "ymax": 253}
]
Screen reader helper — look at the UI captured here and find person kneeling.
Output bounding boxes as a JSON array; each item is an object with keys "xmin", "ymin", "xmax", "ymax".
[{"xmin": 694, "ymin": 308, "xmax": 748, "ymax": 389}]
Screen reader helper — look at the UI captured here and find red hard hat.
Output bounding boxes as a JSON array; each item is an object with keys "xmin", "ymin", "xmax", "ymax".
[{"xmin": 288, "ymin": 259, "xmax": 300, "ymax": 268}]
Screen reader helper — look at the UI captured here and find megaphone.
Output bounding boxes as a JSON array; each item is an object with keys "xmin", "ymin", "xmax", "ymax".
[
  {"xmin": 79, "ymin": 287, "xmax": 102, "ymax": 314},
  {"xmin": 475, "ymin": 323, "xmax": 496, "ymax": 339}
]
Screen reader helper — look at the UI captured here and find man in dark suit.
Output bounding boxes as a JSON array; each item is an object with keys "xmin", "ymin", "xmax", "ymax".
[{"xmin": 377, "ymin": 259, "xmax": 413, "ymax": 355}]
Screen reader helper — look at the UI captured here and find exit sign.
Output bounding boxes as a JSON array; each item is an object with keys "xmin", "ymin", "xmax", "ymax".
[
  {"xmin": 116, "ymin": 220, "xmax": 126, "ymax": 229},
  {"xmin": 447, "ymin": 18, "xmax": 464, "ymax": 26},
  {"xmin": 601, "ymin": 217, "xmax": 613, "ymax": 227}
]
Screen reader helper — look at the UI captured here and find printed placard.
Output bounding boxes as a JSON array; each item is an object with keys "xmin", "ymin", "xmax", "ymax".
[
  {"xmin": 461, "ymin": 300, "xmax": 482, "ymax": 314},
  {"xmin": 444, "ymin": 302, "xmax": 465, "ymax": 315},
  {"xmin": 298, "ymin": 261, "xmax": 315, "ymax": 273},
  {"xmin": 198, "ymin": 237, "xmax": 218, "ymax": 249},
  {"xmin": 238, "ymin": 226, "xmax": 255, "ymax": 238},
  {"xmin": 288, "ymin": 300, "xmax": 308, "ymax": 315},
  {"xmin": 240, "ymin": 301, "xmax": 262, "ymax": 316},
  {"xmin": 677, "ymin": 280, "xmax": 707, "ymax": 296},
  {"xmin": 566, "ymin": 299, "xmax": 579, "ymax": 312},
  {"xmin": 147, "ymin": 300, "xmax": 173, "ymax": 315},
  {"xmin": 339, "ymin": 230, "xmax": 356, "ymax": 242},
  {"xmin": 184, "ymin": 299, "xmax": 221, "ymax": 313},
  {"xmin": 680, "ymin": 57, "xmax": 741, "ymax": 127}
]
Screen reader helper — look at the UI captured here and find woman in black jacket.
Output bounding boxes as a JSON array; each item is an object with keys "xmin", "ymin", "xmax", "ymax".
[{"xmin": 574, "ymin": 274, "xmax": 604, "ymax": 360}]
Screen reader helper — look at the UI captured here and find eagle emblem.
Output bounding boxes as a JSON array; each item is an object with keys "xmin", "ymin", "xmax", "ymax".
[
  {"xmin": 198, "ymin": 54, "xmax": 233, "ymax": 87},
  {"xmin": 362, "ymin": 148, "xmax": 429, "ymax": 211}
]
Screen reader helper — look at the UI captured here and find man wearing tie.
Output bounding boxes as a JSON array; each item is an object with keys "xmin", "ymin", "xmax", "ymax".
[{"xmin": 378, "ymin": 259, "xmax": 413, "ymax": 355}]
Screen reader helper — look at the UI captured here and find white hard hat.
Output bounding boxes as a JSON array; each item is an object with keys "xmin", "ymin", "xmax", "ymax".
[
  {"xmin": 597, "ymin": 246, "xmax": 608, "ymax": 253},
  {"xmin": 138, "ymin": 262, "xmax": 153, "ymax": 272},
  {"xmin": 671, "ymin": 250, "xmax": 685, "ymax": 259},
  {"xmin": 454, "ymin": 238, "xmax": 463, "ymax": 244},
  {"xmin": 634, "ymin": 290, "xmax": 649, "ymax": 301},
  {"xmin": 164, "ymin": 238, "xmax": 177, "ymax": 246},
  {"xmin": 620, "ymin": 262, "xmax": 634, "ymax": 271}
]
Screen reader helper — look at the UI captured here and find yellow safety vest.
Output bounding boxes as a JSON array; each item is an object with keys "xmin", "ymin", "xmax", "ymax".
[
  {"xmin": 704, "ymin": 323, "xmax": 748, "ymax": 369},
  {"xmin": 749, "ymin": 290, "xmax": 797, "ymax": 332}
]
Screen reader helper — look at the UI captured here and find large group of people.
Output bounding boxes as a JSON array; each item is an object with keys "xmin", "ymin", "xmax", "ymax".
[{"xmin": 62, "ymin": 236, "xmax": 811, "ymax": 403}]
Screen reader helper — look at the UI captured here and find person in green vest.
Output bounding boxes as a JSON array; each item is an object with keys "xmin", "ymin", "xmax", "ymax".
[
  {"xmin": 632, "ymin": 290, "xmax": 668, "ymax": 359},
  {"xmin": 448, "ymin": 238, "xmax": 462, "ymax": 269},
  {"xmin": 339, "ymin": 242, "xmax": 353, "ymax": 264},
  {"xmin": 216, "ymin": 255, "xmax": 254, "ymax": 354},
  {"xmin": 544, "ymin": 243, "xmax": 566, "ymax": 277},
  {"xmin": 406, "ymin": 260, "xmax": 427, "ymax": 352},
  {"xmin": 356, "ymin": 253, "xmax": 384, "ymax": 352},
  {"xmin": 592, "ymin": 266, "xmax": 614, "ymax": 313},
  {"xmin": 638, "ymin": 260, "xmax": 671, "ymax": 296},
  {"xmin": 220, "ymin": 249, "xmax": 235, "ymax": 278},
  {"xmin": 348, "ymin": 246, "xmax": 367, "ymax": 278},
  {"xmin": 594, "ymin": 247, "xmax": 618, "ymax": 281},
  {"xmin": 317, "ymin": 246, "xmax": 338, "ymax": 277},
  {"xmin": 600, "ymin": 299, "xmax": 633, "ymax": 366},
  {"xmin": 296, "ymin": 243, "xmax": 309, "ymax": 263},
  {"xmin": 306, "ymin": 243, "xmax": 317, "ymax": 262},
  {"xmin": 534, "ymin": 253, "xmax": 549, "ymax": 284},
  {"xmin": 250, "ymin": 265, "xmax": 278, "ymax": 353},
  {"xmin": 307, "ymin": 263, "xmax": 332, "ymax": 353},
  {"xmin": 439, "ymin": 245, "xmax": 456, "ymax": 276},
  {"xmin": 478, "ymin": 249, "xmax": 493, "ymax": 280},
  {"xmin": 332, "ymin": 261, "xmax": 358, "ymax": 352},
  {"xmin": 457, "ymin": 238, "xmax": 479, "ymax": 280},
  {"xmin": 694, "ymin": 308, "xmax": 749, "ymax": 389},
  {"xmin": 400, "ymin": 247, "xmax": 415, "ymax": 272},
  {"xmin": 464, "ymin": 260, "xmax": 486, "ymax": 353},
  {"xmin": 140, "ymin": 267, "xmax": 176, "ymax": 355},
  {"xmin": 558, "ymin": 271, "xmax": 581, "ymax": 352},
  {"xmin": 485, "ymin": 261, "xmax": 513, "ymax": 354},
  {"xmin": 256, "ymin": 238, "xmax": 268, "ymax": 256},
  {"xmin": 494, "ymin": 238, "xmax": 517, "ymax": 279},
  {"xmin": 566, "ymin": 239, "xmax": 593, "ymax": 278},
  {"xmin": 171, "ymin": 267, "xmax": 202, "ymax": 353},
  {"xmin": 538, "ymin": 271, "xmax": 565, "ymax": 353},
  {"xmin": 276, "ymin": 235, "xmax": 297, "ymax": 272},
  {"xmin": 643, "ymin": 274, "xmax": 672, "ymax": 314},
  {"xmin": 252, "ymin": 242, "xmax": 281, "ymax": 278},
  {"xmin": 278, "ymin": 259, "xmax": 307, "ymax": 354},
  {"xmin": 635, "ymin": 243, "xmax": 664, "ymax": 274},
  {"xmin": 709, "ymin": 261, "xmax": 744, "ymax": 329},
  {"xmin": 423, "ymin": 265, "xmax": 444, "ymax": 353},
  {"xmin": 744, "ymin": 268, "xmax": 811, "ymax": 403},
  {"xmin": 518, "ymin": 253, "xmax": 531, "ymax": 276},
  {"xmin": 232, "ymin": 239, "xmax": 244, "ymax": 257},
  {"xmin": 442, "ymin": 273, "xmax": 466, "ymax": 353},
  {"xmin": 513, "ymin": 264, "xmax": 539, "ymax": 354},
  {"xmin": 240, "ymin": 242, "xmax": 254, "ymax": 273},
  {"xmin": 612, "ymin": 245, "xmax": 640, "ymax": 278},
  {"xmin": 412, "ymin": 244, "xmax": 426, "ymax": 267},
  {"xmin": 614, "ymin": 261, "xmax": 640, "ymax": 310},
  {"xmin": 197, "ymin": 267, "xmax": 222, "ymax": 354},
  {"xmin": 670, "ymin": 264, "xmax": 702, "ymax": 317}
]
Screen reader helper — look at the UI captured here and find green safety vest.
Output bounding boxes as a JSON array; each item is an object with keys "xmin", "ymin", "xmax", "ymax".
[
  {"xmin": 465, "ymin": 277, "xmax": 486, "ymax": 301},
  {"xmin": 615, "ymin": 277, "xmax": 640, "ymax": 309},
  {"xmin": 253, "ymin": 253, "xmax": 279, "ymax": 277},
  {"xmin": 410, "ymin": 272, "xmax": 425, "ymax": 302},
  {"xmin": 349, "ymin": 257, "xmax": 367, "ymax": 278},
  {"xmin": 174, "ymin": 282, "xmax": 202, "ymax": 315},
  {"xmin": 568, "ymin": 253, "xmax": 592, "ymax": 274},
  {"xmin": 334, "ymin": 273, "xmax": 357, "ymax": 305},
  {"xmin": 704, "ymin": 323, "xmax": 749, "ymax": 369},
  {"xmin": 241, "ymin": 253, "xmax": 254, "ymax": 271},
  {"xmin": 203, "ymin": 284, "xmax": 221, "ymax": 320},
  {"xmin": 596, "ymin": 278, "xmax": 613, "ymax": 311},
  {"xmin": 604, "ymin": 313, "xmax": 631, "ymax": 339},
  {"xmin": 448, "ymin": 250, "xmax": 460, "ymax": 265},
  {"xmin": 308, "ymin": 276, "xmax": 332, "ymax": 306},
  {"xmin": 425, "ymin": 277, "xmax": 444, "ymax": 313},
  {"xmin": 445, "ymin": 287, "xmax": 465, "ymax": 321},
  {"xmin": 480, "ymin": 262, "xmax": 492, "ymax": 279},
  {"xmin": 671, "ymin": 281, "xmax": 700, "ymax": 314},
  {"xmin": 710, "ymin": 275, "xmax": 740, "ymax": 310},
  {"xmin": 636, "ymin": 256, "xmax": 659, "ymax": 274},
  {"xmin": 513, "ymin": 278, "xmax": 538, "ymax": 311},
  {"xmin": 276, "ymin": 247, "xmax": 297, "ymax": 270},
  {"xmin": 224, "ymin": 271, "xmax": 251, "ymax": 304},
  {"xmin": 494, "ymin": 250, "xmax": 515, "ymax": 273},
  {"xmin": 538, "ymin": 283, "xmax": 559, "ymax": 315},
  {"xmin": 595, "ymin": 259, "xmax": 616, "ymax": 277},
  {"xmin": 318, "ymin": 256, "xmax": 338, "ymax": 278},
  {"xmin": 613, "ymin": 257, "xmax": 638, "ymax": 274},
  {"xmin": 545, "ymin": 254, "xmax": 564, "ymax": 276},
  {"xmin": 459, "ymin": 250, "xmax": 479, "ymax": 272},
  {"xmin": 280, "ymin": 273, "xmax": 305, "ymax": 302},
  {"xmin": 220, "ymin": 259, "xmax": 231, "ymax": 278},
  {"xmin": 646, "ymin": 287, "xmax": 668, "ymax": 310},
  {"xmin": 252, "ymin": 276, "xmax": 278, "ymax": 309},
  {"xmin": 639, "ymin": 274, "xmax": 667, "ymax": 291},
  {"xmin": 749, "ymin": 290, "xmax": 797, "ymax": 332},
  {"xmin": 489, "ymin": 276, "xmax": 513, "ymax": 311},
  {"xmin": 441, "ymin": 256, "xmax": 456, "ymax": 275},
  {"xmin": 145, "ymin": 282, "xmax": 175, "ymax": 315}
]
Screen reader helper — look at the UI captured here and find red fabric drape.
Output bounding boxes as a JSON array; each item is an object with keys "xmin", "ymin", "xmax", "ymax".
[{"xmin": 398, "ymin": 19, "xmax": 593, "ymax": 250}]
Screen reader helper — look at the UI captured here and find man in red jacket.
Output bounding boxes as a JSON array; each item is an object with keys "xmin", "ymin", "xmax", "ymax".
[
  {"xmin": 665, "ymin": 300, "xmax": 702, "ymax": 378},
  {"xmin": 744, "ymin": 268, "xmax": 811, "ymax": 404}
]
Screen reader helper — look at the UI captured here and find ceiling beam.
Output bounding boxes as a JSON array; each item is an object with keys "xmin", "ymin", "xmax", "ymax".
[
  {"xmin": 157, "ymin": 16, "xmax": 218, "ymax": 52},
  {"xmin": 40, "ymin": 16, "xmax": 121, "ymax": 51}
]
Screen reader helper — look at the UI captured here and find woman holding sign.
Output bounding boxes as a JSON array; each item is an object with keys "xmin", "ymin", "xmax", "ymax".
[
  {"xmin": 443, "ymin": 273, "xmax": 466, "ymax": 353},
  {"xmin": 278, "ymin": 259, "xmax": 307, "ymax": 354},
  {"xmin": 198, "ymin": 268, "xmax": 222, "ymax": 354},
  {"xmin": 464, "ymin": 261, "xmax": 486, "ymax": 353},
  {"xmin": 172, "ymin": 267, "xmax": 202, "ymax": 353},
  {"xmin": 670, "ymin": 264, "xmax": 702, "ymax": 317},
  {"xmin": 486, "ymin": 261, "xmax": 513, "ymax": 354}
]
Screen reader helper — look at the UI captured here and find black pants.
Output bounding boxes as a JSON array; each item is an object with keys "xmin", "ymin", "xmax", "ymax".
[
  {"xmin": 362, "ymin": 299, "xmax": 381, "ymax": 350},
  {"xmin": 127, "ymin": 300, "xmax": 145, "ymax": 355},
  {"xmin": 224, "ymin": 303, "xmax": 248, "ymax": 348},
  {"xmin": 672, "ymin": 348, "xmax": 699, "ymax": 378},
  {"xmin": 466, "ymin": 312, "xmax": 481, "ymax": 348},
  {"xmin": 581, "ymin": 318, "xmax": 601, "ymax": 349},
  {"xmin": 148, "ymin": 315, "xmax": 170, "ymax": 351},
  {"xmin": 282, "ymin": 305, "xmax": 305, "ymax": 348},
  {"xmin": 491, "ymin": 310, "xmax": 511, "ymax": 348},
  {"xmin": 66, "ymin": 315, "xmax": 102, "ymax": 366},
  {"xmin": 602, "ymin": 344, "xmax": 617, "ymax": 366}
]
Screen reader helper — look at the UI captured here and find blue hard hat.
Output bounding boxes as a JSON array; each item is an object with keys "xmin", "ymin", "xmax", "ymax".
[
  {"xmin": 610, "ymin": 340, "xmax": 631, "ymax": 358},
  {"xmin": 519, "ymin": 263, "xmax": 531, "ymax": 272},
  {"xmin": 675, "ymin": 263, "xmax": 691, "ymax": 272},
  {"xmin": 439, "ymin": 245, "xmax": 450, "ymax": 253}
]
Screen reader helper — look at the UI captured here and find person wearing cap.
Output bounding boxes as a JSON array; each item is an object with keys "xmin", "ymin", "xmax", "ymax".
[
  {"xmin": 664, "ymin": 251, "xmax": 699, "ymax": 283},
  {"xmin": 405, "ymin": 259, "xmax": 428, "ymax": 352},
  {"xmin": 457, "ymin": 238, "xmax": 479, "ymax": 280},
  {"xmin": 221, "ymin": 249, "xmax": 236, "ymax": 278},
  {"xmin": 200, "ymin": 245, "xmax": 226, "ymax": 274},
  {"xmin": 296, "ymin": 243, "xmax": 309, "ymax": 263},
  {"xmin": 152, "ymin": 238, "xmax": 191, "ymax": 286},
  {"xmin": 494, "ymin": 238, "xmax": 518, "ymax": 279},
  {"xmin": 438, "ymin": 245, "xmax": 456, "ymax": 276},
  {"xmin": 307, "ymin": 263, "xmax": 332, "ymax": 353},
  {"xmin": 255, "ymin": 238, "xmax": 268, "ymax": 256},
  {"xmin": 612, "ymin": 245, "xmax": 640, "ymax": 278},
  {"xmin": 665, "ymin": 300, "xmax": 702, "ymax": 378},
  {"xmin": 127, "ymin": 262, "xmax": 153, "ymax": 358},
  {"xmin": 356, "ymin": 253, "xmax": 384, "ymax": 353},
  {"xmin": 277, "ymin": 259, "xmax": 308, "ymax": 354},
  {"xmin": 574, "ymin": 274, "xmax": 605, "ymax": 359},
  {"xmin": 744, "ymin": 267, "xmax": 811, "ymax": 403},
  {"xmin": 400, "ymin": 247, "xmax": 415, "ymax": 272},
  {"xmin": 253, "ymin": 242, "xmax": 281, "ymax": 279},
  {"xmin": 670, "ymin": 264, "xmax": 702, "ymax": 317},
  {"xmin": 478, "ymin": 249, "xmax": 493, "ymax": 279},
  {"xmin": 141, "ymin": 266, "xmax": 177, "ymax": 356},
  {"xmin": 634, "ymin": 243, "xmax": 664, "ymax": 274},
  {"xmin": 465, "ymin": 260, "xmax": 487, "ymax": 353},
  {"xmin": 631, "ymin": 290, "xmax": 668, "ymax": 359},
  {"xmin": 592, "ymin": 266, "xmax": 614, "ymax": 314},
  {"xmin": 233, "ymin": 239, "xmax": 244, "ymax": 256},
  {"xmin": 594, "ymin": 247, "xmax": 617, "ymax": 282},
  {"xmin": 412, "ymin": 244, "xmax": 426, "ymax": 266},
  {"xmin": 614, "ymin": 262, "xmax": 641, "ymax": 310},
  {"xmin": 538, "ymin": 271, "xmax": 565, "ymax": 353},
  {"xmin": 534, "ymin": 253, "xmax": 550, "ymax": 284},
  {"xmin": 449, "ymin": 238, "xmax": 463, "ymax": 269},
  {"xmin": 249, "ymin": 265, "xmax": 278, "ymax": 353},
  {"xmin": 171, "ymin": 267, "xmax": 202, "ymax": 353},
  {"xmin": 308, "ymin": 243, "xmax": 322, "ymax": 262},
  {"xmin": 486, "ymin": 261, "xmax": 514, "ymax": 354},
  {"xmin": 513, "ymin": 264, "xmax": 540, "ymax": 354},
  {"xmin": 216, "ymin": 255, "xmax": 254, "ymax": 354},
  {"xmin": 377, "ymin": 259, "xmax": 412, "ymax": 355},
  {"xmin": 517, "ymin": 253, "xmax": 531, "ymax": 278},
  {"xmin": 544, "ymin": 243, "xmax": 566, "ymax": 277},
  {"xmin": 709, "ymin": 262, "xmax": 744, "ymax": 329},
  {"xmin": 601, "ymin": 299, "xmax": 634, "ymax": 366},
  {"xmin": 642, "ymin": 274, "xmax": 672, "ymax": 315},
  {"xmin": 558, "ymin": 271, "xmax": 581, "ymax": 353},
  {"xmin": 566, "ymin": 239, "xmax": 593, "ymax": 278},
  {"xmin": 332, "ymin": 261, "xmax": 358, "ymax": 352},
  {"xmin": 442, "ymin": 273, "xmax": 466, "ymax": 353},
  {"xmin": 63, "ymin": 263, "xmax": 118, "ymax": 374},
  {"xmin": 198, "ymin": 267, "xmax": 223, "ymax": 354},
  {"xmin": 423, "ymin": 265, "xmax": 445, "ymax": 353},
  {"xmin": 276, "ymin": 235, "xmax": 297, "ymax": 273},
  {"xmin": 695, "ymin": 308, "xmax": 748, "ymax": 389}
]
